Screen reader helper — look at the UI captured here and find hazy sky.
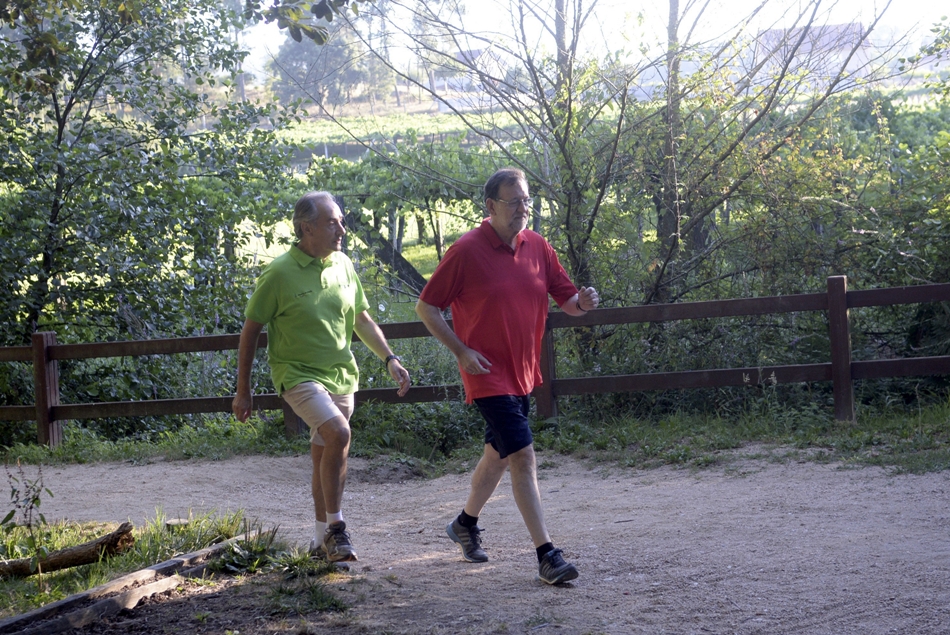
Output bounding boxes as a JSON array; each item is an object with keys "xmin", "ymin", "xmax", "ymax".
[{"xmin": 241, "ymin": 0, "xmax": 947, "ymax": 81}]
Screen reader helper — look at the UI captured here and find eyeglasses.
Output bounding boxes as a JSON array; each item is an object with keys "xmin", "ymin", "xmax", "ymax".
[{"xmin": 493, "ymin": 197, "xmax": 534, "ymax": 210}]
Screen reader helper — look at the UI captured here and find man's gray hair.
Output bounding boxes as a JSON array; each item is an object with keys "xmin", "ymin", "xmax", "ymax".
[
  {"xmin": 484, "ymin": 168, "xmax": 527, "ymax": 202},
  {"xmin": 292, "ymin": 191, "xmax": 338, "ymax": 239}
]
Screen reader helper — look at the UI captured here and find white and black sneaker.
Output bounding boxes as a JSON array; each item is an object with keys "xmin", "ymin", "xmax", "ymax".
[{"xmin": 324, "ymin": 521, "xmax": 358, "ymax": 562}]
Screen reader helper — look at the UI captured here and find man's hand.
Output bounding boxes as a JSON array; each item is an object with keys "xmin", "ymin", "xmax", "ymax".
[
  {"xmin": 232, "ymin": 392, "xmax": 253, "ymax": 423},
  {"xmin": 458, "ymin": 347, "xmax": 492, "ymax": 375},
  {"xmin": 389, "ymin": 360, "xmax": 411, "ymax": 397},
  {"xmin": 578, "ymin": 286, "xmax": 600, "ymax": 311}
]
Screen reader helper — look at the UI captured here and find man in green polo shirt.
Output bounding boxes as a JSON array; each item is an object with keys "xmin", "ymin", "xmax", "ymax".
[{"xmin": 233, "ymin": 191, "xmax": 410, "ymax": 562}]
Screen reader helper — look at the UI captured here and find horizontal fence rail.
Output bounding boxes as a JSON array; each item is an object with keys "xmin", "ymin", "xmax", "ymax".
[{"xmin": 1, "ymin": 276, "xmax": 949, "ymax": 447}]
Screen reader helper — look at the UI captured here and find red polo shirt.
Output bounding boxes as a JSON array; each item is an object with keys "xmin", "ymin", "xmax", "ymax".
[{"xmin": 420, "ymin": 219, "xmax": 577, "ymax": 402}]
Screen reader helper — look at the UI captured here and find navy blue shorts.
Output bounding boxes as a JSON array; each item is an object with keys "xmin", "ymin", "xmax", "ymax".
[{"xmin": 473, "ymin": 394, "xmax": 533, "ymax": 459}]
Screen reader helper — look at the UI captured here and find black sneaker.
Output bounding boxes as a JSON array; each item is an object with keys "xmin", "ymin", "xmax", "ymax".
[
  {"xmin": 538, "ymin": 548, "xmax": 578, "ymax": 585},
  {"xmin": 324, "ymin": 521, "xmax": 358, "ymax": 562},
  {"xmin": 446, "ymin": 517, "xmax": 488, "ymax": 562}
]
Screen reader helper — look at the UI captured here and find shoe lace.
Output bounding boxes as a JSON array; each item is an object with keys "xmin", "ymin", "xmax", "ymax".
[
  {"xmin": 467, "ymin": 525, "xmax": 483, "ymax": 548},
  {"xmin": 328, "ymin": 523, "xmax": 352, "ymax": 546},
  {"xmin": 543, "ymin": 548, "xmax": 566, "ymax": 569}
]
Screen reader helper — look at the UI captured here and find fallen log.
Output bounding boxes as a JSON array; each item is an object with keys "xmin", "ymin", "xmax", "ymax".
[
  {"xmin": 0, "ymin": 522, "xmax": 134, "ymax": 579},
  {"xmin": 11, "ymin": 573, "xmax": 188, "ymax": 635}
]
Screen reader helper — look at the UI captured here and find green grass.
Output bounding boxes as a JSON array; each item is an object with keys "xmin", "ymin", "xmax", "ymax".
[
  {"xmin": 277, "ymin": 113, "xmax": 478, "ymax": 146},
  {"xmin": 1, "ymin": 415, "xmax": 306, "ymax": 466},
  {"xmin": 4, "ymin": 395, "xmax": 949, "ymax": 478},
  {"xmin": 0, "ymin": 508, "xmax": 350, "ymax": 620},
  {"xmin": 400, "ymin": 242, "xmax": 441, "ymax": 279},
  {"xmin": 534, "ymin": 398, "xmax": 950, "ymax": 474},
  {"xmin": 0, "ymin": 510, "xmax": 264, "ymax": 617}
]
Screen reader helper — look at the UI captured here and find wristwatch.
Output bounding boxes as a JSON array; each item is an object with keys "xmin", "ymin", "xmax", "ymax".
[{"xmin": 384, "ymin": 354, "xmax": 401, "ymax": 366}]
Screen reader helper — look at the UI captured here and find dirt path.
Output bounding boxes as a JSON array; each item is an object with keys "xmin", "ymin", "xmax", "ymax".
[{"xmin": 35, "ymin": 451, "xmax": 950, "ymax": 634}]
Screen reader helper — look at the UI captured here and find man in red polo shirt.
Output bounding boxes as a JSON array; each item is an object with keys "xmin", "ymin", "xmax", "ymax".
[{"xmin": 416, "ymin": 167, "xmax": 600, "ymax": 585}]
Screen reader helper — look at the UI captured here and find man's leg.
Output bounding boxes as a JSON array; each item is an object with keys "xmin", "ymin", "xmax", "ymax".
[
  {"xmin": 505, "ymin": 443, "xmax": 551, "ymax": 548},
  {"xmin": 316, "ymin": 414, "xmax": 357, "ymax": 561},
  {"xmin": 463, "ymin": 443, "xmax": 508, "ymax": 517},
  {"xmin": 283, "ymin": 383, "xmax": 356, "ymax": 562},
  {"xmin": 446, "ymin": 443, "xmax": 507, "ymax": 562},
  {"xmin": 310, "ymin": 442, "xmax": 327, "ymax": 527},
  {"xmin": 316, "ymin": 414, "xmax": 350, "ymax": 517},
  {"xmin": 508, "ymin": 443, "xmax": 578, "ymax": 584},
  {"xmin": 473, "ymin": 394, "xmax": 578, "ymax": 583}
]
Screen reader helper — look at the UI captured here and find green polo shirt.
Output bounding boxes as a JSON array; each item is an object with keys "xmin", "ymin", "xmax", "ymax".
[{"xmin": 245, "ymin": 245, "xmax": 370, "ymax": 395}]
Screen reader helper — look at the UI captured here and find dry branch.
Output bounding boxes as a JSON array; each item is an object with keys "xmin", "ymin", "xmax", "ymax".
[{"xmin": 0, "ymin": 522, "xmax": 134, "ymax": 579}]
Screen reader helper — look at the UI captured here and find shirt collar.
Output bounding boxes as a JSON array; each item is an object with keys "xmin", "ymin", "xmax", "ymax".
[
  {"xmin": 479, "ymin": 218, "xmax": 525, "ymax": 252},
  {"xmin": 290, "ymin": 244, "xmax": 336, "ymax": 268}
]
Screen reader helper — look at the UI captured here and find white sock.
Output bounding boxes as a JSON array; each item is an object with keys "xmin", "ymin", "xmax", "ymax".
[
  {"xmin": 315, "ymin": 520, "xmax": 327, "ymax": 543},
  {"xmin": 327, "ymin": 510, "xmax": 344, "ymax": 525}
]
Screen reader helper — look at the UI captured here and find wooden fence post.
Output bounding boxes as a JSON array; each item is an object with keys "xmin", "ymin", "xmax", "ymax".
[
  {"xmin": 827, "ymin": 276, "xmax": 856, "ymax": 424},
  {"xmin": 32, "ymin": 331, "xmax": 63, "ymax": 447},
  {"xmin": 282, "ymin": 399, "xmax": 307, "ymax": 439},
  {"xmin": 534, "ymin": 321, "xmax": 558, "ymax": 419}
]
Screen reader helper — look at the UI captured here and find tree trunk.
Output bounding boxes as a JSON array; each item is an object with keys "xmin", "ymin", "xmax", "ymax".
[
  {"xmin": 342, "ymin": 208, "xmax": 428, "ymax": 294},
  {"xmin": 395, "ymin": 214, "xmax": 406, "ymax": 253},
  {"xmin": 649, "ymin": 0, "xmax": 683, "ymax": 304},
  {"xmin": 0, "ymin": 522, "xmax": 134, "ymax": 578},
  {"xmin": 554, "ymin": 0, "xmax": 569, "ymax": 93},
  {"xmin": 532, "ymin": 196, "xmax": 542, "ymax": 233},
  {"xmin": 415, "ymin": 214, "xmax": 427, "ymax": 244},
  {"xmin": 428, "ymin": 208, "xmax": 444, "ymax": 261}
]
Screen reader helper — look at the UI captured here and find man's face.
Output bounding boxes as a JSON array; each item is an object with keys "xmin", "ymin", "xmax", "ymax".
[
  {"xmin": 487, "ymin": 179, "xmax": 531, "ymax": 237},
  {"xmin": 305, "ymin": 202, "xmax": 346, "ymax": 260}
]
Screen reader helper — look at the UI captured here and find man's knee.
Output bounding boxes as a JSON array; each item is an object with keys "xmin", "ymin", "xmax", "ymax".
[
  {"xmin": 506, "ymin": 443, "xmax": 536, "ymax": 471},
  {"xmin": 318, "ymin": 416, "xmax": 351, "ymax": 449}
]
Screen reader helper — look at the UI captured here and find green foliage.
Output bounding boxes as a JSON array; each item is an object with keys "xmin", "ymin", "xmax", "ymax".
[
  {"xmin": 208, "ymin": 522, "xmax": 281, "ymax": 575},
  {"xmin": 244, "ymin": 0, "xmax": 369, "ymax": 45},
  {"xmin": 2, "ymin": 461, "xmax": 53, "ymax": 571},
  {"xmin": 0, "ymin": 0, "xmax": 314, "ymax": 444},
  {"xmin": 269, "ymin": 22, "xmax": 366, "ymax": 108},
  {"xmin": 0, "ymin": 0, "xmax": 301, "ymax": 348}
]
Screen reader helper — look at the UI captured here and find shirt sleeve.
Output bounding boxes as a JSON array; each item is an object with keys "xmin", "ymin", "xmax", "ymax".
[
  {"xmin": 544, "ymin": 241, "xmax": 579, "ymax": 307},
  {"xmin": 245, "ymin": 264, "xmax": 279, "ymax": 324},
  {"xmin": 419, "ymin": 241, "xmax": 467, "ymax": 310},
  {"xmin": 352, "ymin": 262, "xmax": 370, "ymax": 315}
]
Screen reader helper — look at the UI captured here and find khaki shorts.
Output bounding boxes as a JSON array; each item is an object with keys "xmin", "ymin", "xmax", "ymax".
[{"xmin": 281, "ymin": 382, "xmax": 354, "ymax": 446}]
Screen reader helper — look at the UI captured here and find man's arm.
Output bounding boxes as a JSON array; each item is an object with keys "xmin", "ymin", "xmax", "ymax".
[
  {"xmin": 354, "ymin": 310, "xmax": 411, "ymax": 397},
  {"xmin": 561, "ymin": 286, "xmax": 601, "ymax": 317},
  {"xmin": 414, "ymin": 299, "xmax": 492, "ymax": 375},
  {"xmin": 233, "ymin": 318, "xmax": 265, "ymax": 422}
]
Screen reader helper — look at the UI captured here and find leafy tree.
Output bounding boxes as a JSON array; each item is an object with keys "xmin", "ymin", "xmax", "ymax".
[
  {"xmin": 338, "ymin": 0, "xmax": 912, "ymax": 305},
  {"xmin": 269, "ymin": 20, "xmax": 368, "ymax": 108},
  {"xmin": 0, "ymin": 0, "xmax": 309, "ymax": 445},
  {"xmin": 0, "ymin": 0, "xmax": 299, "ymax": 345},
  {"xmin": 244, "ymin": 0, "xmax": 370, "ymax": 44}
]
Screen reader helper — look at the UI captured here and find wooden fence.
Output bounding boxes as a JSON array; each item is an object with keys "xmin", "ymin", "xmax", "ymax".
[{"xmin": 2, "ymin": 276, "xmax": 949, "ymax": 447}]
